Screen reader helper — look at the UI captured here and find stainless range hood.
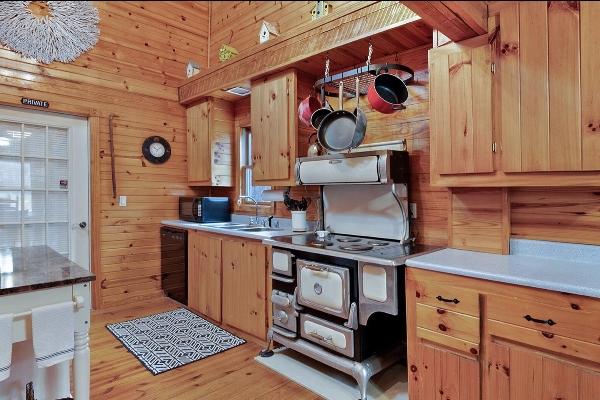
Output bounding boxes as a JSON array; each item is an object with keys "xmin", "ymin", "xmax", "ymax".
[{"xmin": 295, "ymin": 150, "xmax": 409, "ymax": 185}]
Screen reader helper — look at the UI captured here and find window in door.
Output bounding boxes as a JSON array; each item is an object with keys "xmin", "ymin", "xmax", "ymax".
[{"xmin": 0, "ymin": 120, "xmax": 70, "ymax": 256}]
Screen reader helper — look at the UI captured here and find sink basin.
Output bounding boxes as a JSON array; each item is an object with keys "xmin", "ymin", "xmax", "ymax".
[{"xmin": 235, "ymin": 227, "xmax": 284, "ymax": 232}]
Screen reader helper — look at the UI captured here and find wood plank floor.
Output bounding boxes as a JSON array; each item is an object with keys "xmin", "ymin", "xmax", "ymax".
[{"xmin": 90, "ymin": 297, "xmax": 323, "ymax": 399}]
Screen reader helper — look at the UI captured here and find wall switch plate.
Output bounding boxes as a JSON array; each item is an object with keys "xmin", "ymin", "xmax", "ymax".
[
  {"xmin": 119, "ymin": 196, "xmax": 126, "ymax": 207},
  {"xmin": 409, "ymin": 203, "xmax": 417, "ymax": 219}
]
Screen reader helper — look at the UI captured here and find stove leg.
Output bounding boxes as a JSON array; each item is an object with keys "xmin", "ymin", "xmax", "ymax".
[
  {"xmin": 258, "ymin": 328, "xmax": 275, "ymax": 357},
  {"xmin": 351, "ymin": 362, "xmax": 373, "ymax": 400}
]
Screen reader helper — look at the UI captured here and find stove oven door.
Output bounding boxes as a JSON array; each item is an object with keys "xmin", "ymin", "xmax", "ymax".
[
  {"xmin": 300, "ymin": 314, "xmax": 354, "ymax": 358},
  {"xmin": 297, "ymin": 259, "xmax": 351, "ymax": 319}
]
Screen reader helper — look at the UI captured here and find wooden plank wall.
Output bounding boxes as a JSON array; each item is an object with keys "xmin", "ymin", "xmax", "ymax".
[
  {"xmin": 511, "ymin": 187, "xmax": 600, "ymax": 246},
  {"xmin": 0, "ymin": 1, "xmax": 210, "ymax": 308},
  {"xmin": 209, "ymin": 1, "xmax": 351, "ymax": 68}
]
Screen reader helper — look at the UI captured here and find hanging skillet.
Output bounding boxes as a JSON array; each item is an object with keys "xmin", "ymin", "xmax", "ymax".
[
  {"xmin": 317, "ymin": 80, "xmax": 356, "ymax": 153},
  {"xmin": 351, "ymin": 75, "xmax": 367, "ymax": 149}
]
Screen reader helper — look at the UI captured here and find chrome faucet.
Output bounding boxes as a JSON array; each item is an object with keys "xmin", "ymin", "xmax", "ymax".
[{"xmin": 237, "ymin": 195, "xmax": 258, "ymax": 224}]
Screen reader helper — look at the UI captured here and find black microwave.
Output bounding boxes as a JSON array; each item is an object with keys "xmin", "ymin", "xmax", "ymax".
[{"xmin": 179, "ymin": 197, "xmax": 230, "ymax": 223}]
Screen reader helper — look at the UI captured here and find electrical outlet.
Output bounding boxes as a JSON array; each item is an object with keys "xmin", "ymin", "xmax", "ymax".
[
  {"xmin": 409, "ymin": 203, "xmax": 417, "ymax": 219},
  {"xmin": 119, "ymin": 196, "xmax": 127, "ymax": 207}
]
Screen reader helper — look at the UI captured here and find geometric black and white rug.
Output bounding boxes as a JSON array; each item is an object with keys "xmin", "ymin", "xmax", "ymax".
[{"xmin": 106, "ymin": 308, "xmax": 246, "ymax": 375}]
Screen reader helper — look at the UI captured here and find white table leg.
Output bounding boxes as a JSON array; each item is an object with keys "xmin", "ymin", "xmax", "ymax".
[{"xmin": 73, "ymin": 329, "xmax": 90, "ymax": 400}]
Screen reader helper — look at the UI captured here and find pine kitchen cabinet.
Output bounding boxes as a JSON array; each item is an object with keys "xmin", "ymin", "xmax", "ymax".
[
  {"xmin": 186, "ymin": 97, "xmax": 235, "ymax": 186},
  {"xmin": 188, "ymin": 230, "xmax": 222, "ymax": 323},
  {"xmin": 486, "ymin": 285, "xmax": 600, "ymax": 399},
  {"xmin": 187, "ymin": 229, "xmax": 269, "ymax": 340},
  {"xmin": 221, "ymin": 237, "xmax": 268, "ymax": 340},
  {"xmin": 250, "ymin": 68, "xmax": 298, "ymax": 186},
  {"xmin": 430, "ymin": 1, "xmax": 600, "ymax": 187},
  {"xmin": 429, "ymin": 36, "xmax": 493, "ymax": 176},
  {"xmin": 406, "ymin": 268, "xmax": 481, "ymax": 400},
  {"xmin": 406, "ymin": 264, "xmax": 600, "ymax": 399}
]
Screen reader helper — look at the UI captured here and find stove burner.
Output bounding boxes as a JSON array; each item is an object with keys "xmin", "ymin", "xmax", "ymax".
[
  {"xmin": 367, "ymin": 240, "xmax": 389, "ymax": 246},
  {"xmin": 337, "ymin": 237, "xmax": 361, "ymax": 243},
  {"xmin": 339, "ymin": 244, "xmax": 374, "ymax": 251},
  {"xmin": 309, "ymin": 241, "xmax": 333, "ymax": 248}
]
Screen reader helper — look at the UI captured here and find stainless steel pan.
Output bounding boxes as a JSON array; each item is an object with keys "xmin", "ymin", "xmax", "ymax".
[
  {"xmin": 317, "ymin": 81, "xmax": 356, "ymax": 152},
  {"xmin": 351, "ymin": 76, "xmax": 366, "ymax": 149}
]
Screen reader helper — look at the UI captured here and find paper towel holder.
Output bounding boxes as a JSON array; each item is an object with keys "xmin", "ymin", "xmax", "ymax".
[{"xmin": 261, "ymin": 187, "xmax": 290, "ymax": 202}]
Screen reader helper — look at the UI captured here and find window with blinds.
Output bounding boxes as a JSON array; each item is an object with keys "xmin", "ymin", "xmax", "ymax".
[{"xmin": 0, "ymin": 120, "xmax": 70, "ymax": 256}]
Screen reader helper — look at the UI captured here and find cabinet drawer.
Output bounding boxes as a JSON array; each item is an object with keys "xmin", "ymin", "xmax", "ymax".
[
  {"xmin": 488, "ymin": 293, "xmax": 600, "ymax": 345},
  {"xmin": 489, "ymin": 319, "xmax": 600, "ymax": 365},
  {"xmin": 414, "ymin": 279, "xmax": 479, "ymax": 317},
  {"xmin": 416, "ymin": 303, "xmax": 480, "ymax": 344}
]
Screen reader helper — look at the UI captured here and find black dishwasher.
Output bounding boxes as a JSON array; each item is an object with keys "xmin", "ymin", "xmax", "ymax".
[{"xmin": 160, "ymin": 227, "xmax": 187, "ymax": 305}]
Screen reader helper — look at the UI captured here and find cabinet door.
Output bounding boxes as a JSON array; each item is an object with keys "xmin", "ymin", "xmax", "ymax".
[
  {"xmin": 221, "ymin": 239, "xmax": 267, "ymax": 339},
  {"xmin": 499, "ymin": 2, "xmax": 586, "ymax": 172},
  {"xmin": 187, "ymin": 100, "xmax": 211, "ymax": 184},
  {"xmin": 188, "ymin": 231, "xmax": 222, "ymax": 322},
  {"xmin": 250, "ymin": 69, "xmax": 297, "ymax": 186},
  {"xmin": 429, "ymin": 38, "xmax": 493, "ymax": 175},
  {"xmin": 186, "ymin": 98, "xmax": 235, "ymax": 186},
  {"xmin": 487, "ymin": 342, "xmax": 600, "ymax": 399},
  {"xmin": 414, "ymin": 342, "xmax": 480, "ymax": 400}
]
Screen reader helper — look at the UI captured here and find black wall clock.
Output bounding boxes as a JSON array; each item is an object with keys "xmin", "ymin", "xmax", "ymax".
[{"xmin": 142, "ymin": 136, "xmax": 171, "ymax": 164}]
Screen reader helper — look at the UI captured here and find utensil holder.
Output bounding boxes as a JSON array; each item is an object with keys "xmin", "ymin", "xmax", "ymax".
[{"xmin": 291, "ymin": 211, "xmax": 307, "ymax": 232}]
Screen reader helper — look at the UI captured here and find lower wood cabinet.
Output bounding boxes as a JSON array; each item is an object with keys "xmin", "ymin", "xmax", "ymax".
[
  {"xmin": 487, "ymin": 341, "xmax": 600, "ymax": 399},
  {"xmin": 188, "ymin": 231, "xmax": 222, "ymax": 322},
  {"xmin": 221, "ymin": 238, "xmax": 268, "ymax": 340},
  {"xmin": 406, "ymin": 267, "xmax": 600, "ymax": 400},
  {"xmin": 187, "ymin": 230, "xmax": 268, "ymax": 340}
]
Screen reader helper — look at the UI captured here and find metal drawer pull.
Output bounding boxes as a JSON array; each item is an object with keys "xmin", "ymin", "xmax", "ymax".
[
  {"xmin": 305, "ymin": 264, "xmax": 328, "ymax": 272},
  {"xmin": 436, "ymin": 295, "xmax": 459, "ymax": 304},
  {"xmin": 524, "ymin": 315, "xmax": 556, "ymax": 326},
  {"xmin": 329, "ymin": 160, "xmax": 342, "ymax": 164},
  {"xmin": 309, "ymin": 331, "xmax": 339, "ymax": 347}
]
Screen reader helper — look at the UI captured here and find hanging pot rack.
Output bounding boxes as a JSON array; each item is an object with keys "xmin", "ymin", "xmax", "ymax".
[{"xmin": 314, "ymin": 63, "xmax": 414, "ymax": 98}]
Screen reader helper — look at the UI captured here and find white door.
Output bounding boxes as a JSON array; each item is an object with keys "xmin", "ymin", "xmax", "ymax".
[{"xmin": 0, "ymin": 105, "xmax": 90, "ymax": 270}]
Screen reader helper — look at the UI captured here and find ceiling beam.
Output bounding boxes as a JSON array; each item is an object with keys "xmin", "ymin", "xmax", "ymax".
[{"xmin": 402, "ymin": 1, "xmax": 488, "ymax": 42}]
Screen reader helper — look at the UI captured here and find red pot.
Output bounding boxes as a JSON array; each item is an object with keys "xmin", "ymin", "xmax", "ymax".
[
  {"xmin": 367, "ymin": 66, "xmax": 413, "ymax": 114},
  {"xmin": 298, "ymin": 95, "xmax": 321, "ymax": 127}
]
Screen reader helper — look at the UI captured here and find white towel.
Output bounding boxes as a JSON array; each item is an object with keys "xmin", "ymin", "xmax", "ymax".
[
  {"xmin": 0, "ymin": 313, "xmax": 13, "ymax": 381},
  {"xmin": 31, "ymin": 302, "xmax": 74, "ymax": 368}
]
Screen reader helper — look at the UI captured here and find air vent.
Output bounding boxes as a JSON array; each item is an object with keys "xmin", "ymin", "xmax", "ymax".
[{"xmin": 224, "ymin": 87, "xmax": 251, "ymax": 96}]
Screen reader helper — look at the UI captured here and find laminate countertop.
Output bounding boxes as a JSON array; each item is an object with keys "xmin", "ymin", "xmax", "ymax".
[
  {"xmin": 0, "ymin": 245, "xmax": 96, "ymax": 295},
  {"xmin": 405, "ymin": 239, "xmax": 600, "ymax": 299}
]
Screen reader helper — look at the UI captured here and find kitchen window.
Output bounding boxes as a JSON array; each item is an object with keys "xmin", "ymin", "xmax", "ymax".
[{"xmin": 238, "ymin": 126, "xmax": 271, "ymax": 216}]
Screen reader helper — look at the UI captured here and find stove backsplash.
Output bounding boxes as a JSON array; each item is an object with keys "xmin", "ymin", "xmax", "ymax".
[{"xmin": 322, "ymin": 183, "xmax": 409, "ymax": 242}]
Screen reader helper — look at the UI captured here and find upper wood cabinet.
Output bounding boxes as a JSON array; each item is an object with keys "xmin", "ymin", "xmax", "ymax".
[
  {"xmin": 429, "ymin": 36, "xmax": 493, "ymax": 175},
  {"xmin": 498, "ymin": 1, "xmax": 600, "ymax": 173},
  {"xmin": 250, "ymin": 68, "xmax": 298, "ymax": 186},
  {"xmin": 186, "ymin": 97, "xmax": 235, "ymax": 186},
  {"xmin": 431, "ymin": 2, "xmax": 600, "ymax": 187}
]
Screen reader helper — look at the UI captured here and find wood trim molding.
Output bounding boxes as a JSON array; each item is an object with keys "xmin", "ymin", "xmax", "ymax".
[
  {"xmin": 89, "ymin": 114, "xmax": 101, "ymax": 309},
  {"xmin": 501, "ymin": 188, "xmax": 510, "ymax": 255}
]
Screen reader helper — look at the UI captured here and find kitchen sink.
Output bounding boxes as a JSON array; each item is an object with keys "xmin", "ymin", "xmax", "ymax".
[
  {"xmin": 202, "ymin": 223, "xmax": 283, "ymax": 232},
  {"xmin": 235, "ymin": 227, "xmax": 284, "ymax": 232}
]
